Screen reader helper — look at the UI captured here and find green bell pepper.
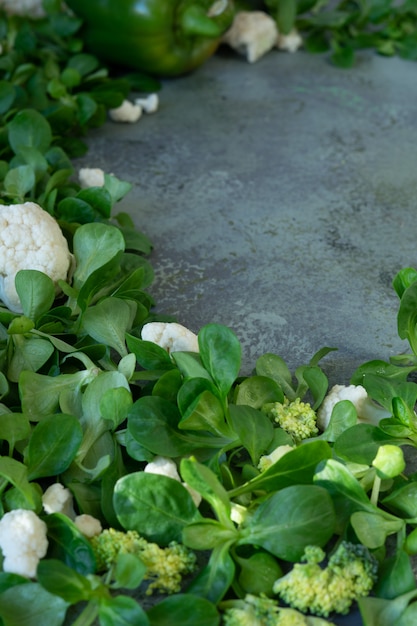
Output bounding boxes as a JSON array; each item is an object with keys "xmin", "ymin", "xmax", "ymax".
[{"xmin": 65, "ymin": 0, "xmax": 236, "ymax": 77}]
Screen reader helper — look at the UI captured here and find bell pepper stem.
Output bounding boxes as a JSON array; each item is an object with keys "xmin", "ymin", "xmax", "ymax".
[{"xmin": 180, "ymin": 4, "xmax": 224, "ymax": 38}]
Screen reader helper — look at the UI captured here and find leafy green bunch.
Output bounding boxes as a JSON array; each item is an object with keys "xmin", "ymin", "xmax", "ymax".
[
  {"xmin": 0, "ymin": 0, "xmax": 158, "ymax": 209},
  {"xmin": 249, "ymin": 0, "xmax": 417, "ymax": 67}
]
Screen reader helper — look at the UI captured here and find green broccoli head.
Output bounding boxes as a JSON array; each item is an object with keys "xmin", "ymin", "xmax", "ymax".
[
  {"xmin": 89, "ymin": 527, "xmax": 197, "ymax": 595},
  {"xmin": 272, "ymin": 541, "xmax": 378, "ymax": 618},
  {"xmin": 221, "ymin": 594, "xmax": 337, "ymax": 626},
  {"xmin": 262, "ymin": 398, "xmax": 318, "ymax": 443}
]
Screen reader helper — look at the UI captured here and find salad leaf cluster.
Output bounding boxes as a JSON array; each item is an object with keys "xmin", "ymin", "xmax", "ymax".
[{"xmin": 249, "ymin": 0, "xmax": 417, "ymax": 67}]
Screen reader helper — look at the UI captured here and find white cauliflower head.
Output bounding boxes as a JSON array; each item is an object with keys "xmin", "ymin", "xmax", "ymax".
[
  {"xmin": 78, "ymin": 167, "xmax": 105, "ymax": 188},
  {"xmin": 277, "ymin": 29, "xmax": 303, "ymax": 53},
  {"xmin": 134, "ymin": 93, "xmax": 159, "ymax": 114},
  {"xmin": 144, "ymin": 456, "xmax": 181, "ymax": 481},
  {"xmin": 0, "ymin": 509, "xmax": 48, "ymax": 578},
  {"xmin": 317, "ymin": 384, "xmax": 390, "ymax": 431},
  {"xmin": 42, "ymin": 483, "xmax": 75, "ymax": 519},
  {"xmin": 0, "ymin": 202, "xmax": 73, "ymax": 313},
  {"xmin": 74, "ymin": 514, "xmax": 102, "ymax": 538},
  {"xmin": 141, "ymin": 322, "xmax": 199, "ymax": 353},
  {"xmin": 109, "ymin": 99, "xmax": 142, "ymax": 123},
  {"xmin": 222, "ymin": 11, "xmax": 278, "ymax": 63}
]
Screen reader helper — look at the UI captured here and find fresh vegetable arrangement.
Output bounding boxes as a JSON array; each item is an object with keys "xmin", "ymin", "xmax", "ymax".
[
  {"xmin": 64, "ymin": 0, "xmax": 236, "ymax": 77},
  {"xmin": 1, "ymin": 2, "xmax": 417, "ymax": 626},
  {"xmin": 62, "ymin": 0, "xmax": 417, "ymax": 74}
]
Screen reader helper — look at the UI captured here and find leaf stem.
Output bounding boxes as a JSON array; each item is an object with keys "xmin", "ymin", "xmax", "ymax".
[
  {"xmin": 71, "ymin": 600, "xmax": 100, "ymax": 626},
  {"xmin": 370, "ymin": 473, "xmax": 382, "ymax": 507}
]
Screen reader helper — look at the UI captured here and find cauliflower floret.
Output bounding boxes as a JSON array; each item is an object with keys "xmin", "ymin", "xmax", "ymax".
[
  {"xmin": 144, "ymin": 456, "xmax": 202, "ymax": 507},
  {"xmin": 0, "ymin": 202, "xmax": 73, "ymax": 313},
  {"xmin": 134, "ymin": 93, "xmax": 159, "ymax": 114},
  {"xmin": 42, "ymin": 483, "xmax": 75, "ymax": 519},
  {"xmin": 144, "ymin": 456, "xmax": 181, "ymax": 481},
  {"xmin": 78, "ymin": 167, "xmax": 106, "ymax": 188},
  {"xmin": 141, "ymin": 321, "xmax": 199, "ymax": 353},
  {"xmin": 277, "ymin": 29, "xmax": 303, "ymax": 53},
  {"xmin": 222, "ymin": 11, "xmax": 278, "ymax": 63},
  {"xmin": 109, "ymin": 99, "xmax": 142, "ymax": 123},
  {"xmin": 317, "ymin": 384, "xmax": 390, "ymax": 431},
  {"xmin": 74, "ymin": 514, "xmax": 102, "ymax": 538},
  {"xmin": 258, "ymin": 444, "xmax": 294, "ymax": 472},
  {"xmin": 0, "ymin": 509, "xmax": 48, "ymax": 578},
  {"xmin": 0, "ymin": 0, "xmax": 46, "ymax": 18}
]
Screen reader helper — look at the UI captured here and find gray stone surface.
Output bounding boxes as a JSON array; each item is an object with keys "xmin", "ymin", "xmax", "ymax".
[{"xmin": 78, "ymin": 48, "xmax": 417, "ymax": 389}]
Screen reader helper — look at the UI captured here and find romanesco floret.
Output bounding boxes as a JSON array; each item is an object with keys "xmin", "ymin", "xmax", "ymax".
[
  {"xmin": 221, "ymin": 594, "xmax": 336, "ymax": 626},
  {"xmin": 273, "ymin": 541, "xmax": 378, "ymax": 618},
  {"xmin": 263, "ymin": 398, "xmax": 318, "ymax": 442},
  {"xmin": 89, "ymin": 528, "xmax": 197, "ymax": 594}
]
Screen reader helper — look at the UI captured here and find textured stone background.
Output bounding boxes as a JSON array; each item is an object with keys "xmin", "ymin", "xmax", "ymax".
[{"xmin": 79, "ymin": 48, "xmax": 417, "ymax": 386}]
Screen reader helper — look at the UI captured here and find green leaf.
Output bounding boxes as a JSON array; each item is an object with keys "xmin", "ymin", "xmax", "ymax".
[
  {"xmin": 8, "ymin": 109, "xmax": 52, "ymax": 154},
  {"xmin": 100, "ymin": 386, "xmax": 133, "ymax": 430},
  {"xmin": 318, "ymin": 399, "xmax": 358, "ymax": 442},
  {"xmin": 0, "ymin": 582, "xmax": 68, "ymax": 626},
  {"xmin": 57, "ymin": 196, "xmax": 96, "ymax": 224},
  {"xmin": 0, "ymin": 80, "xmax": 15, "ymax": 114},
  {"xmin": 228, "ymin": 404, "xmax": 274, "ymax": 465},
  {"xmin": 351, "ymin": 511, "xmax": 404, "ymax": 549},
  {"xmin": 358, "ymin": 589, "xmax": 417, "ymax": 626},
  {"xmin": 37, "ymin": 559, "xmax": 93, "ymax": 603},
  {"xmin": 180, "ymin": 457, "xmax": 233, "ymax": 527},
  {"xmin": 234, "ymin": 375, "xmax": 284, "ymax": 408},
  {"xmin": 198, "ymin": 324, "xmax": 241, "ymax": 398},
  {"xmin": 81, "ymin": 297, "xmax": 132, "ymax": 357},
  {"xmin": 8, "ymin": 335, "xmax": 54, "ymax": 383},
  {"xmin": 180, "ymin": 389, "xmax": 230, "ymax": 435},
  {"xmin": 0, "ymin": 412, "xmax": 30, "ymax": 455},
  {"xmin": 3, "ymin": 164, "xmax": 36, "ymax": 199},
  {"xmin": 374, "ymin": 549, "xmax": 417, "ymax": 600},
  {"xmin": 75, "ymin": 93, "xmax": 98, "ymax": 125},
  {"xmin": 146, "ymin": 594, "xmax": 220, "ymax": 626},
  {"xmin": 99, "ymin": 595, "xmax": 150, "ymax": 626},
  {"xmin": 20, "ymin": 368, "xmax": 97, "ymax": 419},
  {"xmin": 255, "ymin": 352, "xmax": 295, "ymax": 399},
  {"xmin": 77, "ymin": 186, "xmax": 112, "ymax": 218},
  {"xmin": 114, "ymin": 471, "xmax": 201, "ymax": 544},
  {"xmin": 72, "ymin": 222, "xmax": 125, "ymax": 290},
  {"xmin": 238, "ymin": 484, "xmax": 335, "ymax": 561},
  {"xmin": 229, "ymin": 440, "xmax": 332, "ymax": 497},
  {"xmin": 186, "ymin": 542, "xmax": 235, "ymax": 603},
  {"xmin": 0, "ymin": 456, "xmax": 36, "ymax": 508},
  {"xmin": 126, "ymin": 334, "xmax": 174, "ymax": 370},
  {"xmin": 334, "ymin": 423, "xmax": 399, "ymax": 465},
  {"xmin": 15, "ymin": 270, "xmax": 56, "ymax": 320},
  {"xmin": 45, "ymin": 513, "xmax": 96, "ymax": 575},
  {"xmin": 112, "ymin": 553, "xmax": 147, "ymax": 590},
  {"xmin": 382, "ymin": 482, "xmax": 417, "ymax": 519},
  {"xmin": 128, "ymin": 395, "xmax": 231, "ymax": 457},
  {"xmin": 104, "ymin": 174, "xmax": 132, "ymax": 204},
  {"xmin": 26, "ymin": 413, "xmax": 83, "ymax": 480}
]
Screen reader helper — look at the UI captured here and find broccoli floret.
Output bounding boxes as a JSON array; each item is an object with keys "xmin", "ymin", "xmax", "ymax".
[
  {"xmin": 221, "ymin": 594, "xmax": 336, "ymax": 626},
  {"xmin": 89, "ymin": 528, "xmax": 197, "ymax": 594},
  {"xmin": 263, "ymin": 398, "xmax": 318, "ymax": 442},
  {"xmin": 273, "ymin": 541, "xmax": 378, "ymax": 618}
]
